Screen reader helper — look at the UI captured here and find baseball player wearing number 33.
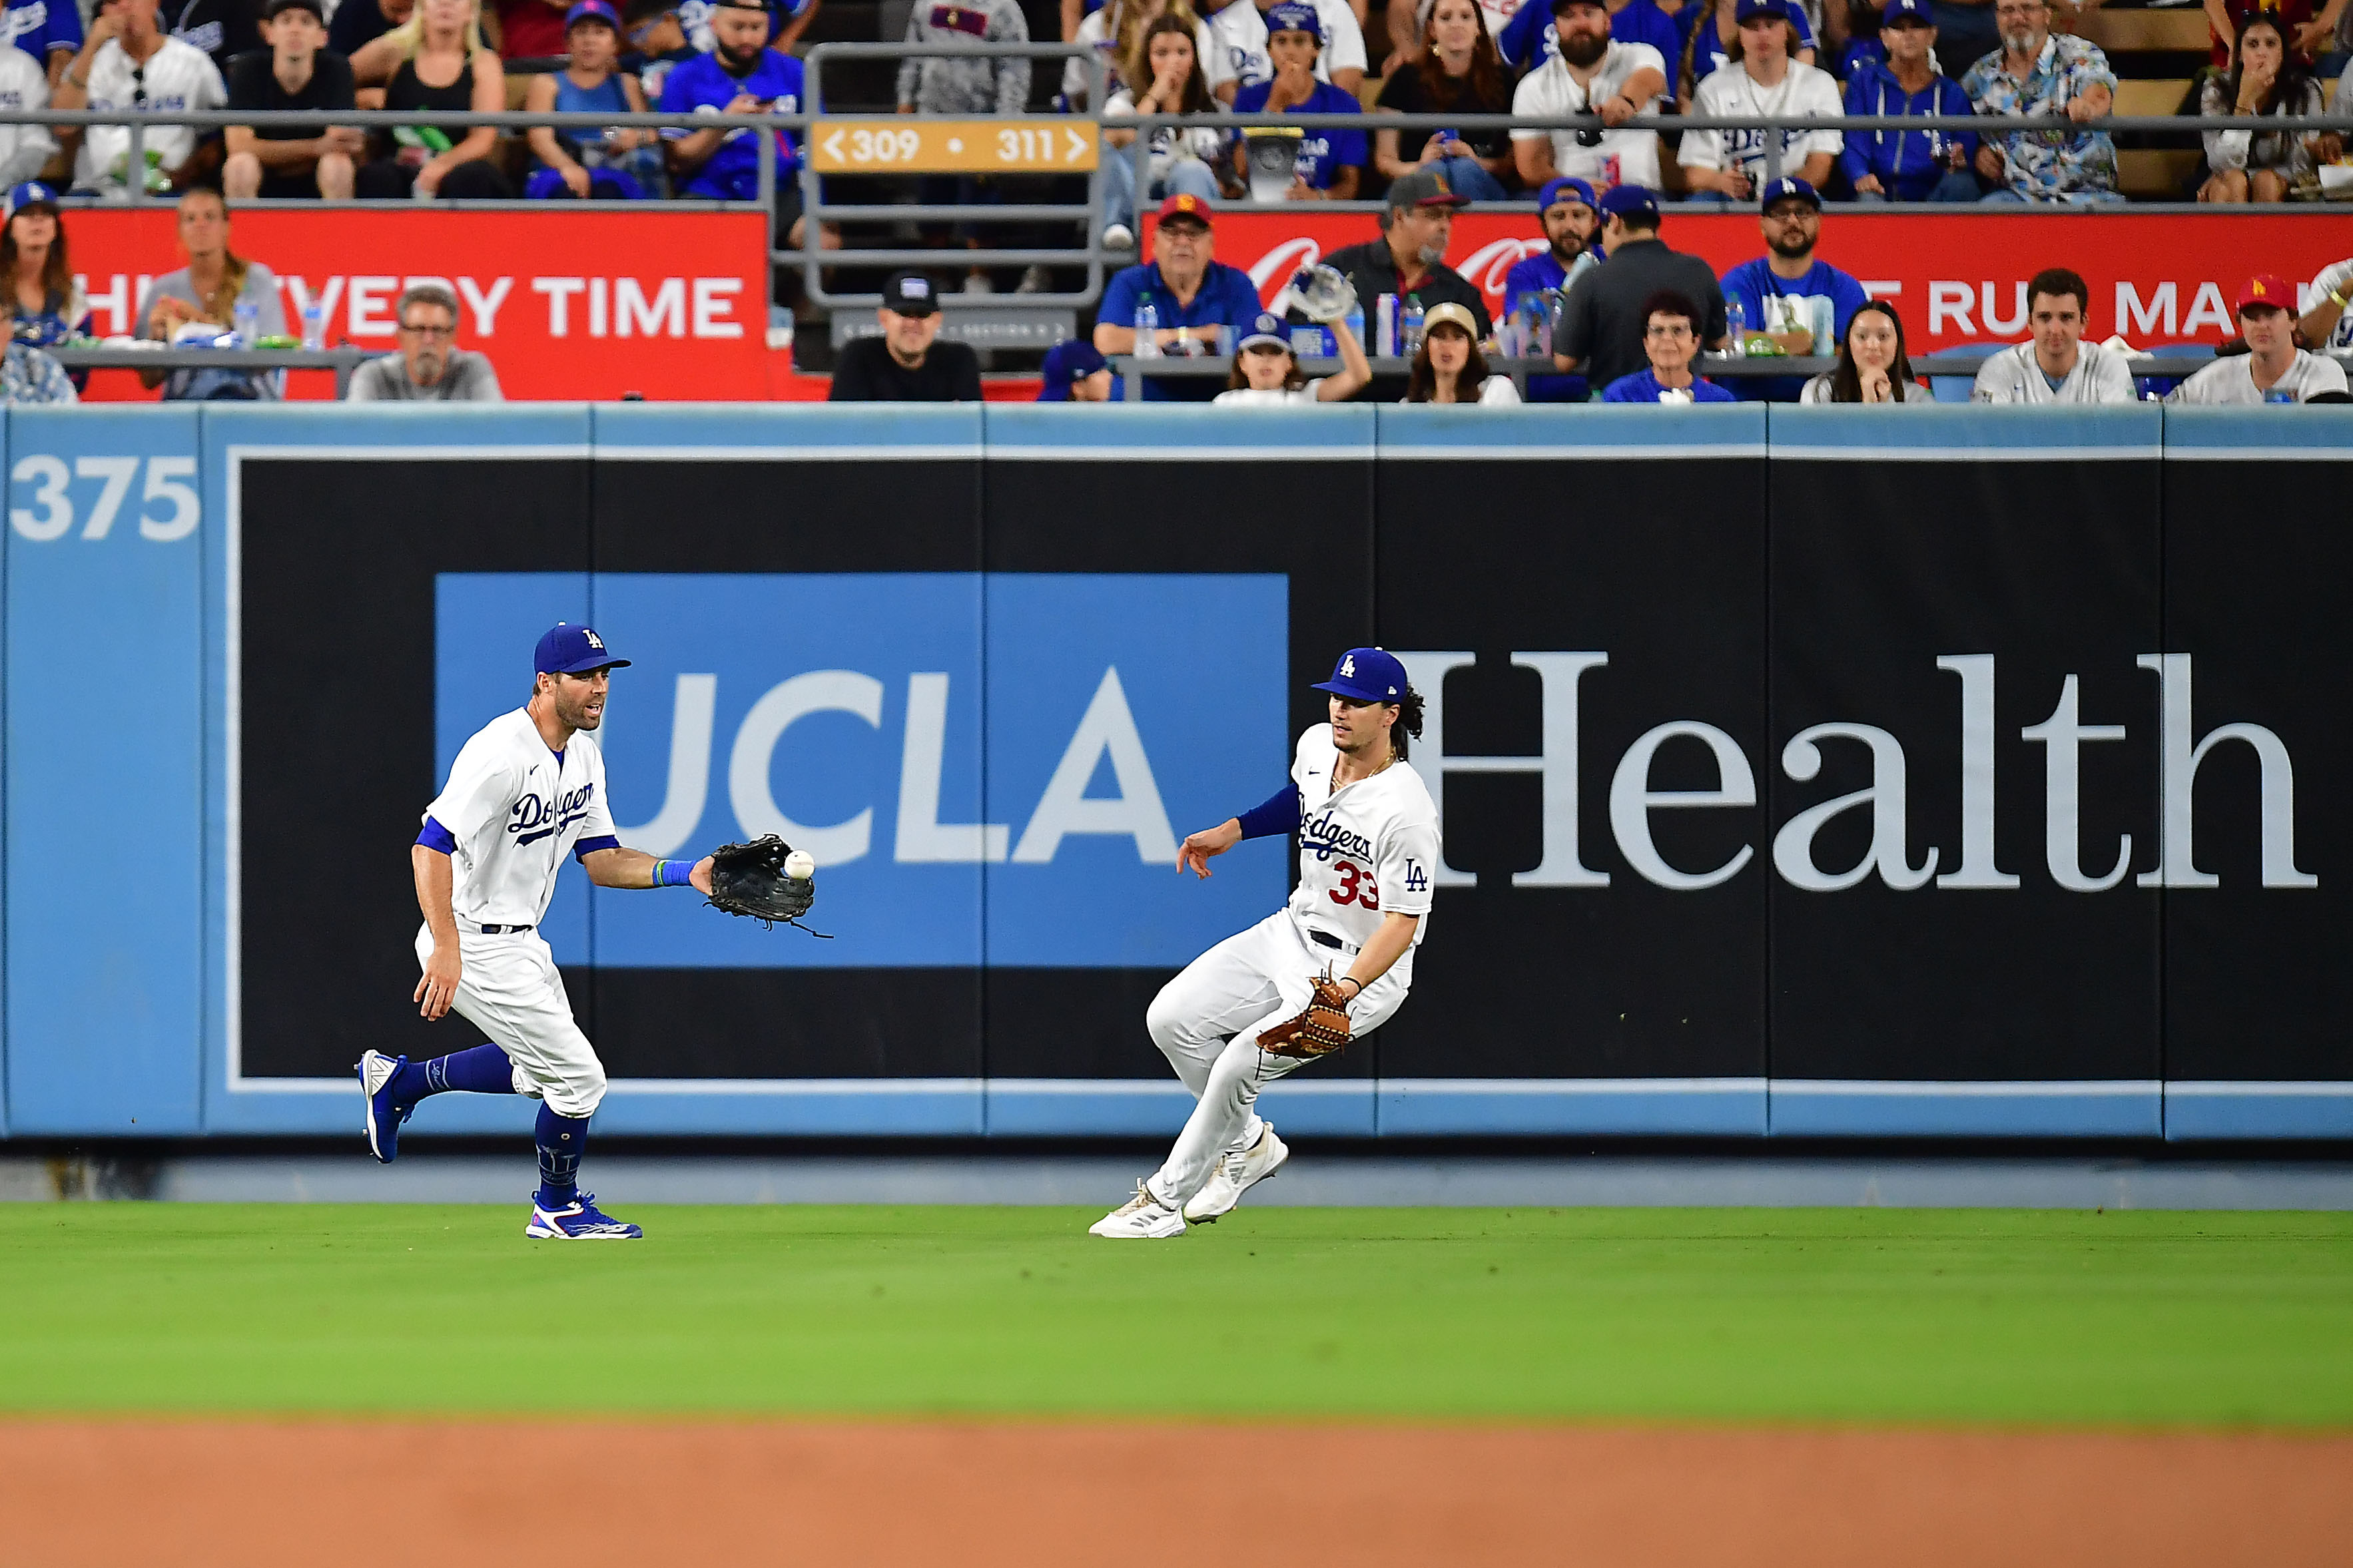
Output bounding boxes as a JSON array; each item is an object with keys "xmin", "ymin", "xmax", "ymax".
[
  {"xmin": 356, "ymin": 624, "xmax": 726, "ymax": 1241},
  {"xmin": 1092, "ymin": 648, "xmax": 1440, "ymax": 1238}
]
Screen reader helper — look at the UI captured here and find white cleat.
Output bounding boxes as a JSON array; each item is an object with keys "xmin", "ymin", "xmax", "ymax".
[
  {"xmin": 1183, "ymin": 1125, "xmax": 1288, "ymax": 1224},
  {"xmin": 1088, "ymin": 1180, "xmax": 1185, "ymax": 1239}
]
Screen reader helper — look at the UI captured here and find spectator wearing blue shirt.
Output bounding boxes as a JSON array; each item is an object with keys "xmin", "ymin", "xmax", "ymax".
[
  {"xmin": 1716, "ymin": 176, "xmax": 1866, "ymax": 401},
  {"xmin": 1092, "ymin": 191, "xmax": 1267, "ymax": 401},
  {"xmin": 1601, "ymin": 288, "xmax": 1738, "ymax": 401},
  {"xmin": 1839, "ymin": 0, "xmax": 1981, "ymax": 201},
  {"xmin": 659, "ymin": 0, "xmax": 820, "ymax": 245},
  {"xmin": 3, "ymin": 0, "xmax": 83, "ymax": 87},
  {"xmin": 1498, "ymin": 0, "xmax": 1698, "ymax": 72},
  {"xmin": 1504, "ymin": 176, "xmax": 1602, "ymax": 401},
  {"xmin": 1229, "ymin": 2, "xmax": 1365, "ymax": 198}
]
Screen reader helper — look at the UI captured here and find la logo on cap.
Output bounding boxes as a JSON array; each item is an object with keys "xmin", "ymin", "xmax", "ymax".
[{"xmin": 583, "ymin": 629, "xmax": 604, "ymax": 649}]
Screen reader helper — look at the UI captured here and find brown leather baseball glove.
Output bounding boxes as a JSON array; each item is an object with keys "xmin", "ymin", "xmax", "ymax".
[{"xmin": 1259, "ymin": 976, "xmax": 1354, "ymax": 1059}]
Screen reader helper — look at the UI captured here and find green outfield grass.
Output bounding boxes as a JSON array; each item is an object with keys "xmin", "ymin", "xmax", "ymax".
[{"xmin": 2, "ymin": 1205, "xmax": 2348, "ymax": 1426}]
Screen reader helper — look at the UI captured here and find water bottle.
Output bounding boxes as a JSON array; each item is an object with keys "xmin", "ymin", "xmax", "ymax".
[
  {"xmin": 1134, "ymin": 297, "xmax": 1160, "ymax": 359},
  {"xmin": 1401, "ymin": 298, "xmax": 1425, "ymax": 358},
  {"xmin": 1725, "ymin": 298, "xmax": 1746, "ymax": 357},
  {"xmin": 232, "ymin": 298, "xmax": 258, "ymax": 350},
  {"xmin": 301, "ymin": 300, "xmax": 326, "ymax": 353}
]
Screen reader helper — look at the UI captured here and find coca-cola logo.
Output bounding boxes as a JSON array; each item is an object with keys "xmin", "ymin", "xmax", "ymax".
[
  {"xmin": 1245, "ymin": 237, "xmax": 1324, "ymax": 304},
  {"xmin": 1454, "ymin": 238, "xmax": 1548, "ymax": 310}
]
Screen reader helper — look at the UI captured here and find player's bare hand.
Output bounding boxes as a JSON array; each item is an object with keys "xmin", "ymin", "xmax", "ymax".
[
  {"xmin": 1178, "ymin": 819, "xmax": 1243, "ymax": 879},
  {"xmin": 415, "ymin": 945, "xmax": 462, "ymax": 1020},
  {"xmin": 688, "ymin": 854, "xmax": 716, "ymax": 896}
]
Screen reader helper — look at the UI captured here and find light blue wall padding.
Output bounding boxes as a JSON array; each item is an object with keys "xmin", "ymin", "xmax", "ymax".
[{"xmin": 0, "ymin": 403, "xmax": 2339, "ymax": 1139}]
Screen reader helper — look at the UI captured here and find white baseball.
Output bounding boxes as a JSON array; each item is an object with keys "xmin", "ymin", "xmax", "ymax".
[{"xmin": 784, "ymin": 850, "xmax": 816, "ymax": 880}]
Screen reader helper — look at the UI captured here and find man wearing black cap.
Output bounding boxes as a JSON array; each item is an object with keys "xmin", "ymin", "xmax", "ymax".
[
  {"xmin": 1308, "ymin": 164, "xmax": 1488, "ymax": 393},
  {"xmin": 1553, "ymin": 183, "xmax": 1727, "ymax": 393},
  {"xmin": 224, "ymin": 0, "xmax": 359, "ymax": 200},
  {"xmin": 829, "ymin": 270, "xmax": 983, "ymax": 401}
]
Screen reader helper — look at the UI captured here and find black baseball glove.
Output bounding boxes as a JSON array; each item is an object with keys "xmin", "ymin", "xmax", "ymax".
[{"xmin": 704, "ymin": 836, "xmax": 825, "ymax": 935}]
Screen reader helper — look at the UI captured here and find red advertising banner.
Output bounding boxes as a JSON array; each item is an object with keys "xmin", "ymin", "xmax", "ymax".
[
  {"xmin": 1167, "ymin": 210, "xmax": 2353, "ymax": 353},
  {"xmin": 62, "ymin": 206, "xmax": 772, "ymax": 401}
]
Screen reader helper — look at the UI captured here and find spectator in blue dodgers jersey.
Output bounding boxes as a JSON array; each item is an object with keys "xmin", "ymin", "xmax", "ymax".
[
  {"xmin": 1, "ymin": 184, "xmax": 85, "ymax": 356},
  {"xmin": 661, "ymin": 0, "xmax": 831, "ymax": 250},
  {"xmin": 1680, "ymin": 0, "xmax": 1842, "ymax": 201},
  {"xmin": 1504, "ymin": 176, "xmax": 1601, "ymax": 401},
  {"xmin": 1229, "ymin": 3, "xmax": 1366, "ymax": 200},
  {"xmin": 1601, "ymin": 290, "xmax": 1738, "ymax": 401},
  {"xmin": 1716, "ymin": 176, "xmax": 1865, "ymax": 401},
  {"xmin": 1092, "ymin": 192, "xmax": 1265, "ymax": 401},
  {"xmin": 524, "ymin": 0, "xmax": 656, "ymax": 198},
  {"xmin": 1037, "ymin": 339, "xmax": 1115, "ymax": 401},
  {"xmin": 1213, "ymin": 308, "xmax": 1371, "ymax": 403},
  {"xmin": 1970, "ymin": 266, "xmax": 2134, "ymax": 403},
  {"xmin": 1961, "ymin": 0, "xmax": 2119, "ymax": 204},
  {"xmin": 2, "ymin": 0, "xmax": 83, "ymax": 88},
  {"xmin": 1840, "ymin": 0, "xmax": 1981, "ymax": 202},
  {"xmin": 1204, "ymin": 0, "xmax": 1364, "ymax": 105}
]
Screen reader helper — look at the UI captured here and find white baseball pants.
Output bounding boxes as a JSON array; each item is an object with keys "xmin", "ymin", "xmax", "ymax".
[
  {"xmin": 1144, "ymin": 910, "xmax": 1408, "ymax": 1204},
  {"xmin": 414, "ymin": 924, "xmax": 607, "ymax": 1117}
]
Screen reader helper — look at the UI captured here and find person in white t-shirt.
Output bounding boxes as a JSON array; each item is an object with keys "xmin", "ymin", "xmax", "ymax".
[
  {"xmin": 1509, "ymin": 0, "xmax": 1667, "ymax": 193},
  {"xmin": 2295, "ymin": 252, "xmax": 2353, "ymax": 358},
  {"xmin": 2171, "ymin": 274, "xmax": 2351, "ymax": 406},
  {"xmin": 55, "ymin": 0, "xmax": 227, "ymax": 197},
  {"xmin": 1090, "ymin": 647, "xmax": 1442, "ymax": 1238},
  {"xmin": 0, "ymin": 49, "xmax": 55, "ymax": 191},
  {"xmin": 1402, "ymin": 299, "xmax": 1522, "ymax": 403},
  {"xmin": 1204, "ymin": 0, "xmax": 1365, "ymax": 102},
  {"xmin": 1213, "ymin": 306, "xmax": 1370, "ymax": 403},
  {"xmin": 1971, "ymin": 265, "xmax": 2134, "ymax": 403},
  {"xmin": 1679, "ymin": 0, "xmax": 1840, "ymax": 202}
]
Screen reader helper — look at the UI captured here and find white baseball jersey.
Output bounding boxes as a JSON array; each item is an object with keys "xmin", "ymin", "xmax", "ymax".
[
  {"xmin": 75, "ymin": 36, "xmax": 226, "ymax": 194},
  {"xmin": 421, "ymin": 709, "xmax": 620, "ymax": 929},
  {"xmin": 1285, "ymin": 724, "xmax": 1441, "ymax": 954},
  {"xmin": 1970, "ymin": 340, "xmax": 2137, "ymax": 403},
  {"xmin": 0, "ymin": 48, "xmax": 53, "ymax": 184},
  {"xmin": 2169, "ymin": 350, "xmax": 2349, "ymax": 405},
  {"xmin": 1204, "ymin": 0, "xmax": 1367, "ymax": 95},
  {"xmin": 2306, "ymin": 258, "xmax": 2353, "ymax": 354},
  {"xmin": 1679, "ymin": 59, "xmax": 1843, "ymax": 182},
  {"xmin": 1509, "ymin": 43, "xmax": 1667, "ymax": 192}
]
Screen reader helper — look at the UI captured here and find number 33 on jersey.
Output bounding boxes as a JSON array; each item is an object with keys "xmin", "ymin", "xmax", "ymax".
[{"xmin": 1285, "ymin": 723, "xmax": 1442, "ymax": 954}]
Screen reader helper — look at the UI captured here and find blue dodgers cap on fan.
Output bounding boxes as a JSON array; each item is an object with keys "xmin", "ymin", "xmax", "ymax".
[
  {"xmin": 1035, "ymin": 340, "xmax": 1108, "ymax": 400},
  {"xmin": 1237, "ymin": 310, "xmax": 1293, "ymax": 353},
  {"xmin": 1264, "ymin": 0, "xmax": 1323, "ymax": 41},
  {"xmin": 1759, "ymin": 174, "xmax": 1820, "ymax": 209},
  {"xmin": 1734, "ymin": 0, "xmax": 1788, "ymax": 20},
  {"xmin": 1537, "ymin": 176, "xmax": 1596, "ymax": 214},
  {"xmin": 1597, "ymin": 182, "xmax": 1659, "ymax": 222},
  {"xmin": 564, "ymin": 0, "xmax": 620, "ymax": 25},
  {"xmin": 1879, "ymin": 0, "xmax": 1933, "ymax": 22},
  {"xmin": 6, "ymin": 180, "xmax": 57, "ymax": 216},
  {"xmin": 534, "ymin": 623, "xmax": 631, "ymax": 676},
  {"xmin": 1313, "ymin": 647, "xmax": 1409, "ymax": 704}
]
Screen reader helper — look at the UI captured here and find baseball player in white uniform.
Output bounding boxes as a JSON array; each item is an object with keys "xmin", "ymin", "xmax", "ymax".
[
  {"xmin": 1091, "ymin": 648, "xmax": 1440, "ymax": 1239},
  {"xmin": 358, "ymin": 623, "xmax": 720, "ymax": 1240}
]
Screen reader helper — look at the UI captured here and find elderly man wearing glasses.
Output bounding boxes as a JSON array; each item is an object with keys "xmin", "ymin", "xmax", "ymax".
[
  {"xmin": 1959, "ymin": 0, "xmax": 2120, "ymax": 203},
  {"xmin": 346, "ymin": 282, "xmax": 505, "ymax": 401}
]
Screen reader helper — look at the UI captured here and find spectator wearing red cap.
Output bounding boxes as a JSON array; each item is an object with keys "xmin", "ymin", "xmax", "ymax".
[
  {"xmin": 2197, "ymin": 13, "xmax": 2334, "ymax": 204},
  {"xmin": 2173, "ymin": 275, "xmax": 2350, "ymax": 404},
  {"xmin": 1600, "ymin": 289, "xmax": 1737, "ymax": 401},
  {"xmin": 1093, "ymin": 192, "xmax": 1265, "ymax": 401},
  {"xmin": 226, "ymin": 0, "xmax": 360, "ymax": 200},
  {"xmin": 1229, "ymin": 3, "xmax": 1365, "ymax": 199},
  {"xmin": 1510, "ymin": 0, "xmax": 1668, "ymax": 194}
]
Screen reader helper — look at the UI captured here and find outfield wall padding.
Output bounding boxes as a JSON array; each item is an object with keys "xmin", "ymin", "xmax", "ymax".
[{"xmin": 1, "ymin": 403, "xmax": 2346, "ymax": 1143}]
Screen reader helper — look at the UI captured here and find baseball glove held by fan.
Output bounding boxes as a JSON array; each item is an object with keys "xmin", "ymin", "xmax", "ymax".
[
  {"xmin": 1259, "ymin": 975, "xmax": 1353, "ymax": 1058},
  {"xmin": 705, "ymin": 836, "xmax": 825, "ymax": 934},
  {"xmin": 1290, "ymin": 264, "xmax": 1359, "ymax": 326}
]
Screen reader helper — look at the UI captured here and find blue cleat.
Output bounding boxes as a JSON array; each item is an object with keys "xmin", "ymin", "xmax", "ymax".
[
  {"xmin": 525, "ymin": 1191, "xmax": 643, "ymax": 1240},
  {"xmin": 358, "ymin": 1050, "xmax": 412, "ymax": 1164}
]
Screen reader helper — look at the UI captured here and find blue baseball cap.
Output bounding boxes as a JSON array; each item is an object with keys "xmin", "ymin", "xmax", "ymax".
[
  {"xmin": 1734, "ymin": 0, "xmax": 1787, "ymax": 21},
  {"xmin": 1537, "ymin": 176, "xmax": 1596, "ymax": 214},
  {"xmin": 534, "ymin": 623, "xmax": 630, "ymax": 676},
  {"xmin": 1237, "ymin": 310, "xmax": 1293, "ymax": 353},
  {"xmin": 565, "ymin": 0, "xmax": 620, "ymax": 25},
  {"xmin": 1313, "ymin": 647, "xmax": 1409, "ymax": 704},
  {"xmin": 1597, "ymin": 182, "xmax": 1659, "ymax": 223},
  {"xmin": 1264, "ymin": 0, "xmax": 1323, "ymax": 41},
  {"xmin": 6, "ymin": 180, "xmax": 57, "ymax": 216},
  {"xmin": 1036, "ymin": 340, "xmax": 1108, "ymax": 400},
  {"xmin": 1759, "ymin": 174, "xmax": 1820, "ymax": 210},
  {"xmin": 1880, "ymin": 0, "xmax": 1933, "ymax": 23}
]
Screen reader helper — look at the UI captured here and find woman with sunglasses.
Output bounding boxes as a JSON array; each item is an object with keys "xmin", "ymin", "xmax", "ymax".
[
  {"xmin": 1402, "ymin": 300, "xmax": 1519, "ymax": 405},
  {"xmin": 1799, "ymin": 298, "xmax": 1930, "ymax": 403},
  {"xmin": 1213, "ymin": 308, "xmax": 1370, "ymax": 404}
]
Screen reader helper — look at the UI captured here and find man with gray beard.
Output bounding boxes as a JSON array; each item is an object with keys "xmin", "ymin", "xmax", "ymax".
[{"xmin": 1308, "ymin": 166, "xmax": 1491, "ymax": 393}]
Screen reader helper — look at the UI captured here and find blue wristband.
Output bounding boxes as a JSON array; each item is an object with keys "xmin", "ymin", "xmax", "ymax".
[{"xmin": 655, "ymin": 858, "xmax": 696, "ymax": 888}]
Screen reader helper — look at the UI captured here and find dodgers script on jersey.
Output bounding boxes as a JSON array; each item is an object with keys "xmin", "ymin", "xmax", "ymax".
[
  {"xmin": 1285, "ymin": 723, "xmax": 1441, "ymax": 955},
  {"xmin": 423, "ymin": 710, "xmax": 619, "ymax": 927}
]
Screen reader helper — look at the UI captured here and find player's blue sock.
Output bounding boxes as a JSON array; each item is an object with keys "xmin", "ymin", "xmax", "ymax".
[
  {"xmin": 533, "ymin": 1103, "xmax": 589, "ymax": 1209},
  {"xmin": 388, "ymin": 1044, "xmax": 515, "ymax": 1105}
]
